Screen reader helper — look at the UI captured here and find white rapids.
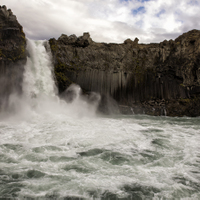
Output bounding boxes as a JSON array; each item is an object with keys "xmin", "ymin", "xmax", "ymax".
[{"xmin": 0, "ymin": 40, "xmax": 199, "ymax": 200}]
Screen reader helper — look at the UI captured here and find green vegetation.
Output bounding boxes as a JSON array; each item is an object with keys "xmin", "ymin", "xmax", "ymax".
[
  {"xmin": 10, "ymin": 43, "xmax": 26, "ymax": 61},
  {"xmin": 54, "ymin": 58, "xmax": 77, "ymax": 92},
  {"xmin": 54, "ymin": 70, "xmax": 72, "ymax": 92},
  {"xmin": 179, "ymin": 98, "xmax": 191, "ymax": 103},
  {"xmin": 178, "ymin": 97, "xmax": 200, "ymax": 106},
  {"xmin": 49, "ymin": 39, "xmax": 58, "ymax": 52},
  {"xmin": 49, "ymin": 39, "xmax": 80, "ymax": 92},
  {"xmin": 180, "ymin": 83, "xmax": 185, "ymax": 87},
  {"xmin": 54, "ymin": 62, "xmax": 73, "ymax": 92},
  {"xmin": 0, "ymin": 33, "xmax": 26, "ymax": 62}
]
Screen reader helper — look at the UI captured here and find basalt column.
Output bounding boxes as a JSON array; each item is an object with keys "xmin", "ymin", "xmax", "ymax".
[{"xmin": 49, "ymin": 31, "xmax": 200, "ymax": 117}]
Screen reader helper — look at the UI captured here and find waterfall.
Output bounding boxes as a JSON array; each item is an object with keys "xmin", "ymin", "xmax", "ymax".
[
  {"xmin": 23, "ymin": 40, "xmax": 57, "ymax": 99},
  {"xmin": 10, "ymin": 39, "xmax": 101, "ymax": 118}
]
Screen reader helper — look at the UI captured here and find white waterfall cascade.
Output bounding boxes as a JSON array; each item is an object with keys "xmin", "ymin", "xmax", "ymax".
[
  {"xmin": 15, "ymin": 39, "xmax": 100, "ymax": 118},
  {"xmin": 23, "ymin": 40, "xmax": 57, "ymax": 99}
]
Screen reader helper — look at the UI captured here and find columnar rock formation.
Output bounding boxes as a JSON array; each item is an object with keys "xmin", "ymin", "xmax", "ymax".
[
  {"xmin": 0, "ymin": 5, "xmax": 26, "ymax": 109},
  {"xmin": 49, "ymin": 31, "xmax": 200, "ymax": 116}
]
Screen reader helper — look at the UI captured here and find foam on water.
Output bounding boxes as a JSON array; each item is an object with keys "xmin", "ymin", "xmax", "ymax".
[
  {"xmin": 1, "ymin": 114, "xmax": 200, "ymax": 199},
  {"xmin": 0, "ymin": 40, "xmax": 200, "ymax": 199}
]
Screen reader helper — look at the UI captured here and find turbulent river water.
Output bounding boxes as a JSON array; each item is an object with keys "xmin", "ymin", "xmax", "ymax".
[{"xmin": 0, "ymin": 40, "xmax": 200, "ymax": 200}]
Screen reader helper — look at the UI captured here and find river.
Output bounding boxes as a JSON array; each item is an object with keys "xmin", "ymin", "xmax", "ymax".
[{"xmin": 0, "ymin": 40, "xmax": 199, "ymax": 199}]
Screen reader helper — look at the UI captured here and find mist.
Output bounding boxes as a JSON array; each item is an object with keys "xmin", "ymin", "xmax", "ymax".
[{"xmin": 1, "ymin": 39, "xmax": 102, "ymax": 121}]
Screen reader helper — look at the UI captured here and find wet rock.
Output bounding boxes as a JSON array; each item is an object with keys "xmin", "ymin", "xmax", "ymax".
[
  {"xmin": 122, "ymin": 183, "xmax": 160, "ymax": 200},
  {"xmin": 49, "ymin": 28, "xmax": 200, "ymax": 117},
  {"xmin": 78, "ymin": 148, "xmax": 104, "ymax": 157},
  {"xmin": 26, "ymin": 170, "xmax": 45, "ymax": 179},
  {"xmin": 0, "ymin": 5, "xmax": 27, "ymax": 110}
]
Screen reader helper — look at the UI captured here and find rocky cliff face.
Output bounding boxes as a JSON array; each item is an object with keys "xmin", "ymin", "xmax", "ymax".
[
  {"xmin": 0, "ymin": 5, "xmax": 26, "ymax": 109},
  {"xmin": 49, "ymin": 30, "xmax": 200, "ymax": 117}
]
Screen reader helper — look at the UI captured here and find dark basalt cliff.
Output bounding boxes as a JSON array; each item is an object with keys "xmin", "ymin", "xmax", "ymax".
[
  {"xmin": 0, "ymin": 5, "xmax": 26, "ymax": 109},
  {"xmin": 49, "ymin": 31, "xmax": 200, "ymax": 117}
]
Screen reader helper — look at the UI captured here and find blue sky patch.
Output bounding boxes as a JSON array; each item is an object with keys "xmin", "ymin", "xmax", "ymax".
[
  {"xmin": 188, "ymin": 0, "xmax": 199, "ymax": 5},
  {"xmin": 120, "ymin": 0, "xmax": 129, "ymax": 2},
  {"xmin": 120, "ymin": 0, "xmax": 151, "ymax": 2},
  {"xmin": 132, "ymin": 6, "xmax": 145, "ymax": 15},
  {"xmin": 139, "ymin": 0, "xmax": 151, "ymax": 2},
  {"xmin": 156, "ymin": 9, "xmax": 165, "ymax": 17}
]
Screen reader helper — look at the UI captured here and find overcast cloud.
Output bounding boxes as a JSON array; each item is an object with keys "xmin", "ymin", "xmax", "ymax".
[{"xmin": 1, "ymin": 0, "xmax": 200, "ymax": 43}]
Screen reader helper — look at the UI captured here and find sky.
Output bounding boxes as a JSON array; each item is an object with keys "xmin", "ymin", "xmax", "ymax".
[{"xmin": 1, "ymin": 0, "xmax": 200, "ymax": 43}]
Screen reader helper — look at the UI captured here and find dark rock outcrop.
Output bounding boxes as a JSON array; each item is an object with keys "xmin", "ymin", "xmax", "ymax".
[
  {"xmin": 0, "ymin": 5, "xmax": 26, "ymax": 109},
  {"xmin": 49, "ymin": 30, "xmax": 200, "ymax": 117}
]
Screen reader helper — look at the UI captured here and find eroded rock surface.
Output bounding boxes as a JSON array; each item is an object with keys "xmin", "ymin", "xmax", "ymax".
[
  {"xmin": 50, "ymin": 30, "xmax": 200, "ymax": 116},
  {"xmin": 0, "ymin": 5, "xmax": 26, "ymax": 109}
]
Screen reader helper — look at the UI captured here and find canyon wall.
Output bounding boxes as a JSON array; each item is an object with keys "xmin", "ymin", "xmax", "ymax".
[
  {"xmin": 49, "ymin": 31, "xmax": 200, "ymax": 116},
  {"xmin": 0, "ymin": 5, "xmax": 26, "ymax": 109}
]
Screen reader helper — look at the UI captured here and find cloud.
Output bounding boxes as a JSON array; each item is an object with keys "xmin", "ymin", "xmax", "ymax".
[{"xmin": 1, "ymin": 0, "xmax": 200, "ymax": 43}]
